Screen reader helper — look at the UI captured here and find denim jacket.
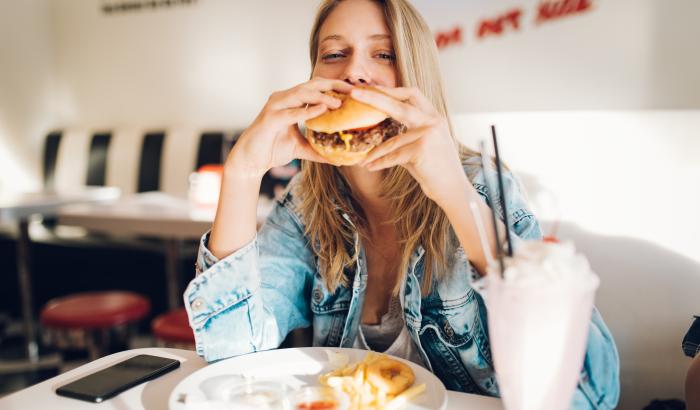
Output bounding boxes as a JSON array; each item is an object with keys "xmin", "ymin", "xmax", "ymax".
[{"xmin": 184, "ymin": 158, "xmax": 620, "ymax": 409}]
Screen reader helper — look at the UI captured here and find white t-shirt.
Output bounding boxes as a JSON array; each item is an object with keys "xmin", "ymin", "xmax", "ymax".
[{"xmin": 353, "ymin": 295, "xmax": 426, "ymax": 367}]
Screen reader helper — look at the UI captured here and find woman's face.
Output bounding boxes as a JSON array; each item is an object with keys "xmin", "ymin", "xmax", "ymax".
[{"xmin": 312, "ymin": 0, "xmax": 398, "ymax": 87}]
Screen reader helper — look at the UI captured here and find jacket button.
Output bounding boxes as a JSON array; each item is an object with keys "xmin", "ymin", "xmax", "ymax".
[
  {"xmin": 444, "ymin": 321, "xmax": 455, "ymax": 338},
  {"xmin": 191, "ymin": 297, "xmax": 205, "ymax": 312},
  {"xmin": 312, "ymin": 288, "xmax": 323, "ymax": 304}
]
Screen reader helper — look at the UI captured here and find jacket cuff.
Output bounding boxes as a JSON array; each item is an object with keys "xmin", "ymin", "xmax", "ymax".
[
  {"xmin": 195, "ymin": 231, "xmax": 220, "ymax": 274},
  {"xmin": 185, "ymin": 235, "xmax": 260, "ymax": 329}
]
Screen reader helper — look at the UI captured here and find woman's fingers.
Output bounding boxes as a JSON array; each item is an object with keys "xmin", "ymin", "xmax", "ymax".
[
  {"xmin": 298, "ymin": 88, "xmax": 343, "ymax": 109},
  {"xmin": 280, "ymin": 103, "xmax": 328, "ymax": 125},
  {"xmin": 278, "ymin": 77, "xmax": 352, "ymax": 109},
  {"xmin": 291, "ymin": 128, "xmax": 331, "ymax": 164},
  {"xmin": 359, "ymin": 127, "xmax": 425, "ymax": 165},
  {"xmin": 364, "ymin": 143, "xmax": 418, "ymax": 171},
  {"xmin": 269, "ymin": 88, "xmax": 340, "ymax": 111},
  {"xmin": 349, "ymin": 88, "xmax": 425, "ymax": 128},
  {"xmin": 372, "ymin": 85, "xmax": 435, "ymax": 113},
  {"xmin": 267, "ymin": 78, "xmax": 351, "ymax": 111},
  {"xmin": 308, "ymin": 77, "xmax": 355, "ymax": 94}
]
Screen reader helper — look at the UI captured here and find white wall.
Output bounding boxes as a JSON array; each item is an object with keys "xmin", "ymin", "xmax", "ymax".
[
  {"xmin": 49, "ymin": 0, "xmax": 319, "ymax": 129},
  {"xmin": 414, "ymin": 0, "xmax": 700, "ymax": 111},
  {"xmin": 0, "ymin": 0, "xmax": 54, "ymax": 192},
  {"xmin": 455, "ymin": 111, "xmax": 700, "ymax": 267}
]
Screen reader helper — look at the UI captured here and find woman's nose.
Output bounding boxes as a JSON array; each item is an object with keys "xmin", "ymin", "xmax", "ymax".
[
  {"xmin": 344, "ymin": 75, "xmax": 368, "ymax": 86},
  {"xmin": 342, "ymin": 56, "xmax": 371, "ymax": 86}
]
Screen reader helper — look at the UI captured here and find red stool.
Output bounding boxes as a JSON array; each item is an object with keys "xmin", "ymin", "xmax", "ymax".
[
  {"xmin": 151, "ymin": 308, "xmax": 195, "ymax": 348},
  {"xmin": 41, "ymin": 291, "xmax": 150, "ymax": 360}
]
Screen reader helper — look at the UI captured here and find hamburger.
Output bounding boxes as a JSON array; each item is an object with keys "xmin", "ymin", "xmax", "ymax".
[{"xmin": 304, "ymin": 87, "xmax": 406, "ymax": 166}]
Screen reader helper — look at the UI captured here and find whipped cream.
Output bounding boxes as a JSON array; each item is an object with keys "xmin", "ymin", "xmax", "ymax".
[{"xmin": 496, "ymin": 241, "xmax": 598, "ymax": 288}]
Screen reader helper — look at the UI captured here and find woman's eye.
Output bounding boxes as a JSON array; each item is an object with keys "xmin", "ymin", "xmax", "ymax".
[
  {"xmin": 375, "ymin": 52, "xmax": 396, "ymax": 62},
  {"xmin": 321, "ymin": 52, "xmax": 345, "ymax": 61}
]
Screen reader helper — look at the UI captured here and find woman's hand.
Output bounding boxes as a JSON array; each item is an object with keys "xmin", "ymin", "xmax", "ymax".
[
  {"xmin": 350, "ymin": 86, "xmax": 469, "ymax": 206},
  {"xmin": 351, "ymin": 86, "xmax": 502, "ymax": 274},
  {"xmin": 226, "ymin": 78, "xmax": 354, "ymax": 180}
]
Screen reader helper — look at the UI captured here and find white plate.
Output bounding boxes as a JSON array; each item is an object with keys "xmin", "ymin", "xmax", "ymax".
[{"xmin": 168, "ymin": 347, "xmax": 447, "ymax": 410}]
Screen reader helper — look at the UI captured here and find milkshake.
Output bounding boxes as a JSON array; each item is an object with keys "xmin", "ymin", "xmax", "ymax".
[{"xmin": 477, "ymin": 241, "xmax": 599, "ymax": 410}]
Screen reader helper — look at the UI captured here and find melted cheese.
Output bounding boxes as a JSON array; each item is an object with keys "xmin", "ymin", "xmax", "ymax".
[{"xmin": 339, "ymin": 132, "xmax": 353, "ymax": 151}]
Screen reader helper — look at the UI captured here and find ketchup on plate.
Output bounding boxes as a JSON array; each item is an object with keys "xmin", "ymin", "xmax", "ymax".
[{"xmin": 296, "ymin": 400, "xmax": 338, "ymax": 410}]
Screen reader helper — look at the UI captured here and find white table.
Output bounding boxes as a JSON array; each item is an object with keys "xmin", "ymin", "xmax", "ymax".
[
  {"xmin": 0, "ymin": 348, "xmax": 503, "ymax": 410},
  {"xmin": 0, "ymin": 188, "xmax": 121, "ymax": 225},
  {"xmin": 0, "ymin": 187, "xmax": 120, "ymax": 368},
  {"xmin": 58, "ymin": 192, "xmax": 273, "ymax": 310},
  {"xmin": 58, "ymin": 192, "xmax": 216, "ymax": 241},
  {"xmin": 58, "ymin": 192, "xmax": 213, "ymax": 311}
]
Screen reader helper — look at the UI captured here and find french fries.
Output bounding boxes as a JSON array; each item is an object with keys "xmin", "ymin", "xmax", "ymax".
[{"xmin": 319, "ymin": 352, "xmax": 425, "ymax": 410}]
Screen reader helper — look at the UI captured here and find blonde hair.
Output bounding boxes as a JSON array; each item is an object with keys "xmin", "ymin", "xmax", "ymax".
[{"xmin": 299, "ymin": 0, "xmax": 477, "ymax": 295}]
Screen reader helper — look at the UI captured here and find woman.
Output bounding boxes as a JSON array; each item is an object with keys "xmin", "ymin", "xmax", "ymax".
[{"xmin": 185, "ymin": 0, "xmax": 620, "ymax": 407}]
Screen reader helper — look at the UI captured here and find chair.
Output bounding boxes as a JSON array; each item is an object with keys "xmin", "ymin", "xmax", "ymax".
[
  {"xmin": 151, "ymin": 308, "xmax": 194, "ymax": 349},
  {"xmin": 40, "ymin": 291, "xmax": 150, "ymax": 360}
]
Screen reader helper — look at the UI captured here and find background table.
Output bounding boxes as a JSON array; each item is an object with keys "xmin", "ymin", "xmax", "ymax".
[
  {"xmin": 58, "ymin": 192, "xmax": 273, "ymax": 310},
  {"xmin": 0, "ymin": 187, "xmax": 120, "ymax": 368},
  {"xmin": 0, "ymin": 347, "xmax": 503, "ymax": 409},
  {"xmin": 58, "ymin": 192, "xmax": 214, "ymax": 311}
]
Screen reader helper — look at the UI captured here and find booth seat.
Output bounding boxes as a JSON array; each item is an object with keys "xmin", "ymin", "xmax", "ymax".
[{"xmin": 1, "ymin": 128, "xmax": 236, "ymax": 320}]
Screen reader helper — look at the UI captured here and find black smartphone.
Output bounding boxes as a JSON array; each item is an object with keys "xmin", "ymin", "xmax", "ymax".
[{"xmin": 56, "ymin": 354, "xmax": 180, "ymax": 403}]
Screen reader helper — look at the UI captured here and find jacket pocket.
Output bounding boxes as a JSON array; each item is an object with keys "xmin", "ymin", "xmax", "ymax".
[
  {"xmin": 420, "ymin": 288, "xmax": 497, "ymax": 395},
  {"xmin": 422, "ymin": 270, "xmax": 480, "ymax": 344},
  {"xmin": 419, "ymin": 313, "xmax": 473, "ymax": 347},
  {"xmin": 310, "ymin": 282, "xmax": 351, "ymax": 314},
  {"xmin": 419, "ymin": 318, "xmax": 484, "ymax": 394},
  {"xmin": 310, "ymin": 282, "xmax": 351, "ymax": 346}
]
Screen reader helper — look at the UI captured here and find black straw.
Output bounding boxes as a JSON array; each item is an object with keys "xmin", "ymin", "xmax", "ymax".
[
  {"xmin": 492, "ymin": 125, "xmax": 513, "ymax": 257},
  {"xmin": 479, "ymin": 141, "xmax": 505, "ymax": 277}
]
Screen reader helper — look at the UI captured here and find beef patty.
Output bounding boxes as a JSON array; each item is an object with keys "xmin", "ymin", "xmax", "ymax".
[{"xmin": 310, "ymin": 118, "xmax": 406, "ymax": 152}]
